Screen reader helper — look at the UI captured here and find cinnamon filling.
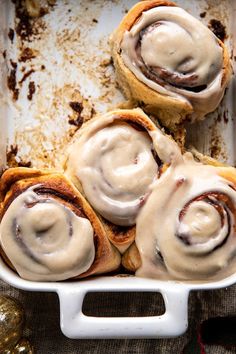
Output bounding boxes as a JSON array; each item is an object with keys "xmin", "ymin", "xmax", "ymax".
[{"xmin": 136, "ymin": 22, "xmax": 208, "ymax": 92}]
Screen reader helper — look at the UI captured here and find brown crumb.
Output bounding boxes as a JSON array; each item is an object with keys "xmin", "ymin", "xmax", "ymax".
[
  {"xmin": 68, "ymin": 115, "xmax": 84, "ymax": 128},
  {"xmin": 41, "ymin": 64, "xmax": 45, "ymax": 70},
  {"xmin": 208, "ymin": 19, "xmax": 227, "ymax": 42},
  {"xmin": 27, "ymin": 81, "xmax": 36, "ymax": 100},
  {"xmin": 2, "ymin": 50, "xmax": 6, "ymax": 59},
  {"xmin": 19, "ymin": 47, "xmax": 36, "ymax": 62},
  {"xmin": 200, "ymin": 12, "xmax": 206, "ymax": 18},
  {"xmin": 69, "ymin": 101, "xmax": 83, "ymax": 114},
  {"xmin": 8, "ymin": 28, "xmax": 15, "ymax": 43},
  {"xmin": 7, "ymin": 145, "xmax": 32, "ymax": 168},
  {"xmin": 92, "ymin": 18, "xmax": 98, "ymax": 23},
  {"xmin": 69, "ymin": 101, "xmax": 84, "ymax": 128}
]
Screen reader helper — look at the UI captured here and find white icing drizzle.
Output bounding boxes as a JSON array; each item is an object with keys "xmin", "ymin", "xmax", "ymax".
[
  {"xmin": 0, "ymin": 187, "xmax": 95, "ymax": 281},
  {"xmin": 149, "ymin": 129, "xmax": 182, "ymax": 165},
  {"xmin": 136, "ymin": 153, "xmax": 236, "ymax": 282},
  {"xmin": 121, "ymin": 6, "xmax": 226, "ymax": 119},
  {"xmin": 66, "ymin": 111, "xmax": 180, "ymax": 226}
]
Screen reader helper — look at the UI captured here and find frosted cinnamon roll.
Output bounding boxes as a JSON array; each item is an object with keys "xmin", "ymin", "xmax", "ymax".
[
  {"xmin": 111, "ymin": 0, "xmax": 231, "ymax": 129},
  {"xmin": 136, "ymin": 153, "xmax": 236, "ymax": 282},
  {"xmin": 65, "ymin": 108, "xmax": 180, "ymax": 252},
  {"xmin": 0, "ymin": 168, "xmax": 120, "ymax": 281}
]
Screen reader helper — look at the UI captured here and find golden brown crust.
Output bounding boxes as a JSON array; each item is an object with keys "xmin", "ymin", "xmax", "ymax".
[
  {"xmin": 0, "ymin": 167, "xmax": 121, "ymax": 280},
  {"xmin": 110, "ymin": 0, "xmax": 231, "ymax": 130},
  {"xmin": 122, "ymin": 242, "xmax": 141, "ymax": 273},
  {"xmin": 102, "ymin": 219, "xmax": 136, "ymax": 255},
  {"xmin": 221, "ymin": 40, "xmax": 232, "ymax": 88},
  {"xmin": 114, "ymin": 0, "xmax": 176, "ymax": 32},
  {"xmin": 189, "ymin": 148, "xmax": 228, "ymax": 167},
  {"xmin": 79, "ymin": 107, "xmax": 160, "ymax": 133},
  {"xmin": 218, "ymin": 167, "xmax": 236, "ymax": 188}
]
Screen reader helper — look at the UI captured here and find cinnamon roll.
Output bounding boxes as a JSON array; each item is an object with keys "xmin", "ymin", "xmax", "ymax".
[
  {"xmin": 0, "ymin": 168, "xmax": 121, "ymax": 281},
  {"xmin": 111, "ymin": 0, "xmax": 231, "ymax": 129},
  {"xmin": 136, "ymin": 153, "xmax": 236, "ymax": 282},
  {"xmin": 65, "ymin": 108, "xmax": 180, "ymax": 252}
]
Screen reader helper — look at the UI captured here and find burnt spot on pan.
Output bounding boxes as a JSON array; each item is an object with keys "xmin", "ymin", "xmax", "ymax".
[
  {"xmin": 19, "ymin": 69, "xmax": 35, "ymax": 84},
  {"xmin": 208, "ymin": 19, "xmax": 227, "ymax": 42},
  {"xmin": 19, "ymin": 47, "xmax": 36, "ymax": 62},
  {"xmin": 69, "ymin": 101, "xmax": 83, "ymax": 115},
  {"xmin": 27, "ymin": 81, "xmax": 36, "ymax": 100},
  {"xmin": 14, "ymin": 0, "xmax": 54, "ymax": 42},
  {"xmin": 8, "ymin": 28, "xmax": 15, "ymax": 43},
  {"xmin": 200, "ymin": 12, "xmax": 206, "ymax": 18},
  {"xmin": 7, "ymin": 60, "xmax": 19, "ymax": 101}
]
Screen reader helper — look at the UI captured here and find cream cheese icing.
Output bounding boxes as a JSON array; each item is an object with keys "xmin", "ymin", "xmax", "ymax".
[
  {"xmin": 121, "ymin": 6, "xmax": 226, "ymax": 119},
  {"xmin": 65, "ymin": 112, "xmax": 159, "ymax": 226},
  {"xmin": 0, "ymin": 187, "xmax": 95, "ymax": 281},
  {"xmin": 136, "ymin": 153, "xmax": 236, "ymax": 282}
]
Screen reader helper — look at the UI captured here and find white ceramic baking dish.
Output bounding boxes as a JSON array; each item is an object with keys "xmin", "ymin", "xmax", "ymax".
[
  {"xmin": 0, "ymin": 0, "xmax": 236, "ymax": 339},
  {"xmin": 1, "ymin": 258, "xmax": 236, "ymax": 339}
]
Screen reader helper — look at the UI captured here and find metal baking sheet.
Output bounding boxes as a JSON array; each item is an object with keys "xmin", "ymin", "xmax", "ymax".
[{"xmin": 0, "ymin": 0, "xmax": 235, "ymax": 172}]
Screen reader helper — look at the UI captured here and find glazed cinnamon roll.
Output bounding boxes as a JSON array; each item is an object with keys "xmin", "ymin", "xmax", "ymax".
[
  {"xmin": 0, "ymin": 168, "xmax": 121, "ymax": 281},
  {"xmin": 111, "ymin": 0, "xmax": 231, "ymax": 129},
  {"xmin": 136, "ymin": 153, "xmax": 236, "ymax": 282},
  {"xmin": 65, "ymin": 108, "xmax": 180, "ymax": 252}
]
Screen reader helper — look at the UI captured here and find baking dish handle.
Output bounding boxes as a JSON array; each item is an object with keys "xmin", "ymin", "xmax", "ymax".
[{"xmin": 57, "ymin": 286, "xmax": 189, "ymax": 339}]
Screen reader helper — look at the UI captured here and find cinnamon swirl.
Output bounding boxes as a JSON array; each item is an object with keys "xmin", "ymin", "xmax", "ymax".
[
  {"xmin": 65, "ymin": 108, "xmax": 180, "ymax": 252},
  {"xmin": 136, "ymin": 153, "xmax": 236, "ymax": 282},
  {"xmin": 111, "ymin": 0, "xmax": 231, "ymax": 129},
  {"xmin": 0, "ymin": 168, "xmax": 120, "ymax": 281}
]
